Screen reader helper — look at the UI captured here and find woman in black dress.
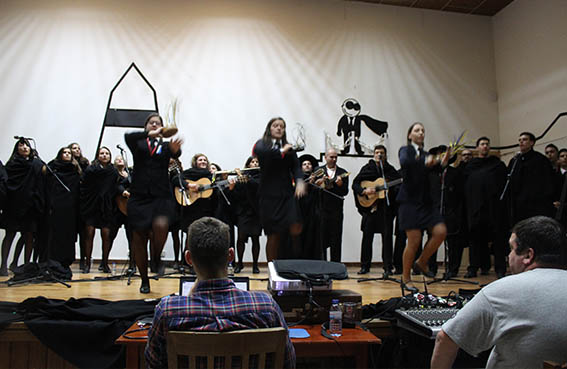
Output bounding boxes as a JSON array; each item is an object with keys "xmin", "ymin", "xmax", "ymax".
[
  {"xmin": 125, "ymin": 113, "xmax": 182, "ymax": 293},
  {"xmin": 45, "ymin": 147, "xmax": 81, "ymax": 269},
  {"xmin": 397, "ymin": 122, "xmax": 449, "ymax": 292},
  {"xmin": 68, "ymin": 142, "xmax": 90, "ymax": 271},
  {"xmin": 0, "ymin": 138, "xmax": 45, "ymax": 275},
  {"xmin": 233, "ymin": 156, "xmax": 262, "ymax": 273},
  {"xmin": 252, "ymin": 117, "xmax": 306, "ymax": 261},
  {"xmin": 80, "ymin": 146, "xmax": 118, "ymax": 273}
]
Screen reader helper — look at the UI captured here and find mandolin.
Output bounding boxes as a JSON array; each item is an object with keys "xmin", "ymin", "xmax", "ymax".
[
  {"xmin": 320, "ymin": 172, "xmax": 350, "ymax": 189},
  {"xmin": 356, "ymin": 177, "xmax": 403, "ymax": 208},
  {"xmin": 174, "ymin": 175, "xmax": 248, "ymax": 206}
]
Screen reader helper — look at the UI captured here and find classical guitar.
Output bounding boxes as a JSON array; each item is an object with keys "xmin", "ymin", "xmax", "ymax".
[
  {"xmin": 320, "ymin": 172, "xmax": 350, "ymax": 189},
  {"xmin": 356, "ymin": 177, "xmax": 403, "ymax": 208},
  {"xmin": 174, "ymin": 175, "xmax": 248, "ymax": 206}
]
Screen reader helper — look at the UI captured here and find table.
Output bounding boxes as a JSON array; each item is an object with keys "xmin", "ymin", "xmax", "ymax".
[{"xmin": 116, "ymin": 323, "xmax": 381, "ymax": 369}]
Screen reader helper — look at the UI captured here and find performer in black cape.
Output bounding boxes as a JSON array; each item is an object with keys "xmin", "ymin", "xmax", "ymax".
[
  {"xmin": 0, "ymin": 138, "xmax": 45, "ymax": 276},
  {"xmin": 171, "ymin": 154, "xmax": 220, "ymax": 251},
  {"xmin": 314, "ymin": 148, "xmax": 349, "ymax": 262},
  {"xmin": 68, "ymin": 142, "xmax": 90, "ymax": 271},
  {"xmin": 507, "ymin": 132, "xmax": 555, "ymax": 225},
  {"xmin": 80, "ymin": 146, "xmax": 119, "ymax": 274},
  {"xmin": 461, "ymin": 137, "xmax": 508, "ymax": 278},
  {"xmin": 125, "ymin": 113, "xmax": 182, "ymax": 293},
  {"xmin": 45, "ymin": 147, "xmax": 81, "ymax": 269},
  {"xmin": 397, "ymin": 122, "xmax": 449, "ymax": 293},
  {"xmin": 554, "ymin": 148, "xmax": 567, "ymax": 227},
  {"xmin": 252, "ymin": 117, "xmax": 306, "ymax": 261},
  {"xmin": 352, "ymin": 145, "xmax": 401, "ymax": 276},
  {"xmin": 233, "ymin": 156, "xmax": 262, "ymax": 273},
  {"xmin": 109, "ymin": 155, "xmax": 135, "ymax": 273},
  {"xmin": 297, "ymin": 154, "xmax": 322, "ymax": 260}
]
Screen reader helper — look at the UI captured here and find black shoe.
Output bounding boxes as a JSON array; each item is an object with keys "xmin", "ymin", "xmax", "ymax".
[
  {"xmin": 101, "ymin": 264, "xmax": 111, "ymax": 273},
  {"xmin": 443, "ymin": 271, "xmax": 457, "ymax": 279},
  {"xmin": 413, "ymin": 261, "xmax": 435, "ymax": 278},
  {"xmin": 98, "ymin": 264, "xmax": 104, "ymax": 271},
  {"xmin": 464, "ymin": 270, "xmax": 477, "ymax": 278},
  {"xmin": 357, "ymin": 267, "xmax": 370, "ymax": 275},
  {"xmin": 401, "ymin": 280, "xmax": 419, "ymax": 293},
  {"xmin": 382, "ymin": 270, "xmax": 392, "ymax": 279},
  {"xmin": 252, "ymin": 265, "xmax": 260, "ymax": 274},
  {"xmin": 140, "ymin": 281, "xmax": 150, "ymax": 294},
  {"xmin": 234, "ymin": 264, "xmax": 243, "ymax": 274},
  {"xmin": 480, "ymin": 269, "xmax": 490, "ymax": 275},
  {"xmin": 83, "ymin": 264, "xmax": 90, "ymax": 274}
]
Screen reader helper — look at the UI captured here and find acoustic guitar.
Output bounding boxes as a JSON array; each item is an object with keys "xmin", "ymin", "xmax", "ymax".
[
  {"xmin": 174, "ymin": 175, "xmax": 248, "ymax": 206},
  {"xmin": 356, "ymin": 177, "xmax": 403, "ymax": 208}
]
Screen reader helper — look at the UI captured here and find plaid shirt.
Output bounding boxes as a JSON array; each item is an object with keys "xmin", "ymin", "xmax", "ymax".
[{"xmin": 145, "ymin": 278, "xmax": 296, "ymax": 369}]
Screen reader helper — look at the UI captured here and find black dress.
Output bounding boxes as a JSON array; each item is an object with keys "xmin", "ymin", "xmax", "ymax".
[
  {"xmin": 1, "ymin": 155, "xmax": 45, "ymax": 232},
  {"xmin": 125, "ymin": 132, "xmax": 180, "ymax": 231},
  {"xmin": 252, "ymin": 139, "xmax": 303, "ymax": 235},
  {"xmin": 396, "ymin": 145, "xmax": 443, "ymax": 231},
  {"xmin": 233, "ymin": 171, "xmax": 262, "ymax": 237},
  {"xmin": 80, "ymin": 163, "xmax": 119, "ymax": 229},
  {"xmin": 45, "ymin": 160, "xmax": 81, "ymax": 267}
]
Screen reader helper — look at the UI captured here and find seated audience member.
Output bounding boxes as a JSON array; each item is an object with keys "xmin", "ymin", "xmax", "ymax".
[
  {"xmin": 431, "ymin": 216, "xmax": 567, "ymax": 369},
  {"xmin": 145, "ymin": 217, "xmax": 296, "ymax": 369}
]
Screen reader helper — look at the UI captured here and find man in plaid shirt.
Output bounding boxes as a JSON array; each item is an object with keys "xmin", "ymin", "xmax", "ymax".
[{"xmin": 145, "ymin": 217, "xmax": 296, "ymax": 369}]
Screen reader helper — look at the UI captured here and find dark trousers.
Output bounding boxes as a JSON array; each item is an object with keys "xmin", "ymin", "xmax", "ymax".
[
  {"xmin": 361, "ymin": 220, "xmax": 394, "ymax": 271},
  {"xmin": 321, "ymin": 211, "xmax": 343, "ymax": 262},
  {"xmin": 468, "ymin": 229, "xmax": 508, "ymax": 274},
  {"xmin": 446, "ymin": 233, "xmax": 467, "ymax": 275}
]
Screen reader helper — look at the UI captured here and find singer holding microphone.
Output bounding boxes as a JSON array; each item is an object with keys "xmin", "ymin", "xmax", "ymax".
[
  {"xmin": 252, "ymin": 117, "xmax": 306, "ymax": 261},
  {"xmin": 125, "ymin": 113, "xmax": 182, "ymax": 293},
  {"xmin": 397, "ymin": 122, "xmax": 449, "ymax": 293}
]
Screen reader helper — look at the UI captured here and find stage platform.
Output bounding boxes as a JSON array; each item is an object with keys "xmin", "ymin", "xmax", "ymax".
[{"xmin": 0, "ymin": 263, "xmax": 496, "ymax": 304}]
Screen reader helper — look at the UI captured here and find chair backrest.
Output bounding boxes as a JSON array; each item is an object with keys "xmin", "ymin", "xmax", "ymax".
[{"xmin": 166, "ymin": 327, "xmax": 287, "ymax": 369}]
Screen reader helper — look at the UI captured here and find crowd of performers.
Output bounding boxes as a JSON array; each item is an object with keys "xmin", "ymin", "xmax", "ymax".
[{"xmin": 0, "ymin": 114, "xmax": 565, "ymax": 293}]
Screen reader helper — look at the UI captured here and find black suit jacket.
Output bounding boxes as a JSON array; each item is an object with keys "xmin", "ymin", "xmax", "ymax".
[{"xmin": 125, "ymin": 131, "xmax": 180, "ymax": 197}]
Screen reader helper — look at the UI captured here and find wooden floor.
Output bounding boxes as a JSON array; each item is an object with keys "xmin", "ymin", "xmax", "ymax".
[{"xmin": 0, "ymin": 263, "xmax": 498, "ymax": 305}]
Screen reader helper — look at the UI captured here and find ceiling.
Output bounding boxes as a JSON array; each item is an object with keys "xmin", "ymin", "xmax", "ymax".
[{"xmin": 349, "ymin": 0, "xmax": 516, "ymax": 16}]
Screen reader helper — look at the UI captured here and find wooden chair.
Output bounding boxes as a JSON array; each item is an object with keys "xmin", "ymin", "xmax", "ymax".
[{"xmin": 166, "ymin": 327, "xmax": 287, "ymax": 369}]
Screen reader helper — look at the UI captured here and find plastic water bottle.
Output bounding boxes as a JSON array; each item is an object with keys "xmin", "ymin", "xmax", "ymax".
[
  {"xmin": 228, "ymin": 262, "xmax": 234, "ymax": 276},
  {"xmin": 329, "ymin": 299, "xmax": 342, "ymax": 337}
]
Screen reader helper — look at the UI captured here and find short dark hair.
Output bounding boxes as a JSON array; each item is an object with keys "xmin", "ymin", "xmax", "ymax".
[
  {"xmin": 545, "ymin": 143, "xmax": 559, "ymax": 152},
  {"xmin": 374, "ymin": 144, "xmax": 387, "ymax": 154},
  {"xmin": 519, "ymin": 132, "xmax": 536, "ymax": 143},
  {"xmin": 512, "ymin": 216, "xmax": 567, "ymax": 268},
  {"xmin": 476, "ymin": 136, "xmax": 490, "ymax": 147},
  {"xmin": 187, "ymin": 217, "xmax": 230, "ymax": 272},
  {"xmin": 559, "ymin": 148, "xmax": 567, "ymax": 155}
]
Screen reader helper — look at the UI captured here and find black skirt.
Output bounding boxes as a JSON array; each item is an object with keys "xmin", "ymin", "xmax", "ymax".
[
  {"xmin": 398, "ymin": 202, "xmax": 444, "ymax": 231},
  {"xmin": 127, "ymin": 194, "xmax": 175, "ymax": 231},
  {"xmin": 258, "ymin": 194, "xmax": 301, "ymax": 235}
]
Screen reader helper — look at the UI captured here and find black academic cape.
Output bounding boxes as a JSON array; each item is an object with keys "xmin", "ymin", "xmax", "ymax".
[
  {"xmin": 2, "ymin": 156, "xmax": 45, "ymax": 232},
  {"xmin": 45, "ymin": 160, "xmax": 81, "ymax": 267},
  {"xmin": 298, "ymin": 172, "xmax": 322, "ymax": 259},
  {"xmin": 508, "ymin": 149, "xmax": 555, "ymax": 225},
  {"xmin": 0, "ymin": 160, "xmax": 7, "ymax": 211},
  {"xmin": 80, "ymin": 164, "xmax": 119, "ymax": 228},
  {"xmin": 232, "ymin": 171, "xmax": 262, "ymax": 236},
  {"xmin": 463, "ymin": 156, "xmax": 507, "ymax": 232},
  {"xmin": 172, "ymin": 167, "xmax": 217, "ymax": 231},
  {"xmin": 352, "ymin": 159, "xmax": 401, "ymax": 233}
]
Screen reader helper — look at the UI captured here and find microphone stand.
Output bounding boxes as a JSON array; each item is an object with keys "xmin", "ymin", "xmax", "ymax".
[
  {"xmin": 358, "ymin": 158, "xmax": 401, "ymax": 285},
  {"xmin": 499, "ymin": 153, "xmax": 520, "ymax": 201},
  {"xmin": 428, "ymin": 167, "xmax": 477, "ymax": 286}
]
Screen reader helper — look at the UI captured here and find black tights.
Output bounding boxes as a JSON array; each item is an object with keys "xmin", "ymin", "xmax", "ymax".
[
  {"xmin": 132, "ymin": 217, "xmax": 169, "ymax": 285},
  {"xmin": 84, "ymin": 226, "xmax": 111, "ymax": 266},
  {"xmin": 1, "ymin": 231, "xmax": 33, "ymax": 270},
  {"xmin": 236, "ymin": 234, "xmax": 260, "ymax": 266}
]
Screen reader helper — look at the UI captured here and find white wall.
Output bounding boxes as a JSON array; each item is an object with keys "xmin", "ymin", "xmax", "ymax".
[
  {"xmin": 494, "ymin": 0, "xmax": 567, "ymax": 159},
  {"xmin": 0, "ymin": 0, "xmax": 499, "ymax": 264}
]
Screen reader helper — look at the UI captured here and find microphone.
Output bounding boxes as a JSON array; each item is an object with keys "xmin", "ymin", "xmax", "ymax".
[{"xmin": 116, "ymin": 144, "xmax": 125, "ymax": 151}]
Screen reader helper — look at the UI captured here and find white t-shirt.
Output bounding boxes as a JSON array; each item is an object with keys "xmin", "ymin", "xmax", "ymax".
[{"xmin": 443, "ymin": 268, "xmax": 567, "ymax": 369}]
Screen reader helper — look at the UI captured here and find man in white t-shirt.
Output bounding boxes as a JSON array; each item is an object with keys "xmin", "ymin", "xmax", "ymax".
[{"xmin": 431, "ymin": 216, "xmax": 567, "ymax": 369}]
